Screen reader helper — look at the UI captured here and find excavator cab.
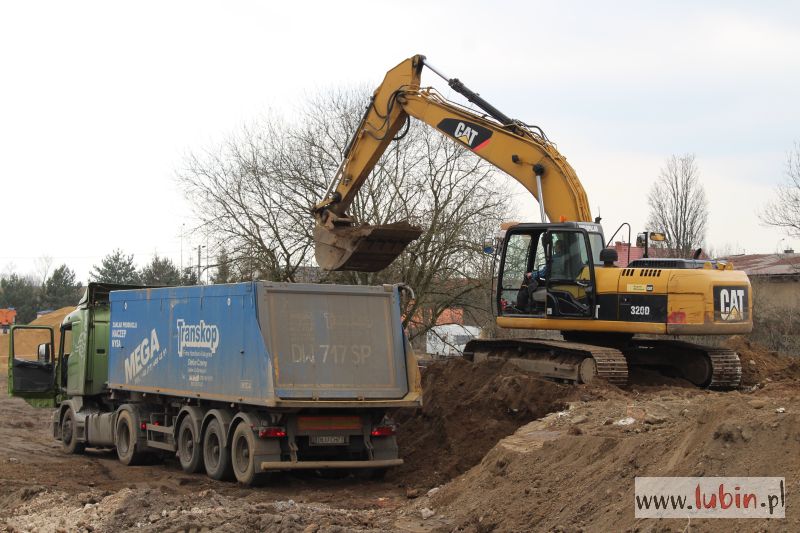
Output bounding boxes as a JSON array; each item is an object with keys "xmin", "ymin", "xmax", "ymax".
[{"xmin": 497, "ymin": 223, "xmax": 602, "ymax": 320}]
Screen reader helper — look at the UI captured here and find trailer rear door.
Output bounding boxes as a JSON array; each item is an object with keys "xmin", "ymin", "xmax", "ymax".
[{"xmin": 258, "ymin": 283, "xmax": 410, "ymax": 400}]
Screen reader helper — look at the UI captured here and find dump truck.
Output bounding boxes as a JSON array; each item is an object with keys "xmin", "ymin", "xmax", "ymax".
[{"xmin": 7, "ymin": 282, "xmax": 421, "ymax": 485}]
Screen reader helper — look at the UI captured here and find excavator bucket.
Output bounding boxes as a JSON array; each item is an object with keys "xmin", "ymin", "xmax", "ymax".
[{"xmin": 314, "ymin": 221, "xmax": 423, "ymax": 272}]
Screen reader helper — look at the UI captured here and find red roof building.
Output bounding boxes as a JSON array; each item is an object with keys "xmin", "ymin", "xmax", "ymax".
[{"xmin": 720, "ymin": 253, "xmax": 800, "ymax": 279}]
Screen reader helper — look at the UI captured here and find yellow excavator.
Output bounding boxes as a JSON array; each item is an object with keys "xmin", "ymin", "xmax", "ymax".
[{"xmin": 312, "ymin": 55, "xmax": 751, "ymax": 389}]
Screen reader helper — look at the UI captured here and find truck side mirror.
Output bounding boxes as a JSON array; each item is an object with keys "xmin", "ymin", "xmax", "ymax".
[{"xmin": 37, "ymin": 343, "xmax": 51, "ymax": 364}]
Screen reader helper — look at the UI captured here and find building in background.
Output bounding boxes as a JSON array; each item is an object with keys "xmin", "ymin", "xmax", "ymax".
[
  {"xmin": 426, "ymin": 324, "xmax": 481, "ymax": 357},
  {"xmin": 612, "ymin": 242, "xmax": 709, "ymax": 267},
  {"xmin": 722, "ymin": 251, "xmax": 800, "ymax": 306}
]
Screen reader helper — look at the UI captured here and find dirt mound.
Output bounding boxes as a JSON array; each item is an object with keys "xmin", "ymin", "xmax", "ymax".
[
  {"xmin": 626, "ymin": 366, "xmax": 697, "ymax": 390},
  {"xmin": 424, "ymin": 384, "xmax": 800, "ymax": 532},
  {"xmin": 391, "ymin": 358, "xmax": 606, "ymax": 488},
  {"xmin": 0, "ymin": 307, "xmax": 74, "ymax": 368},
  {"xmin": 3, "ymin": 486, "xmax": 400, "ymax": 532},
  {"xmin": 726, "ymin": 336, "xmax": 800, "ymax": 386}
]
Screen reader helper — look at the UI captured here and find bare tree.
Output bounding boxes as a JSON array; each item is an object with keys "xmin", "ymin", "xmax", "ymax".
[
  {"xmin": 647, "ymin": 154, "xmax": 708, "ymax": 258},
  {"xmin": 178, "ymin": 88, "xmax": 512, "ymax": 342},
  {"xmin": 34, "ymin": 255, "xmax": 53, "ymax": 287},
  {"xmin": 761, "ymin": 142, "xmax": 800, "ymax": 237}
]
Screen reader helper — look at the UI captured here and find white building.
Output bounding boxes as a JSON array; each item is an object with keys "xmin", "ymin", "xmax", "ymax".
[{"xmin": 426, "ymin": 324, "xmax": 481, "ymax": 357}]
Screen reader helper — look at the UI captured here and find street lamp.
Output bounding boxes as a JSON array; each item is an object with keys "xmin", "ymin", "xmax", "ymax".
[{"xmin": 197, "ymin": 245, "xmax": 206, "ymax": 283}]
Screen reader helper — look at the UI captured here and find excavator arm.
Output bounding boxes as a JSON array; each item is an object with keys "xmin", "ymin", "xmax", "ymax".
[{"xmin": 313, "ymin": 54, "xmax": 592, "ymax": 271}]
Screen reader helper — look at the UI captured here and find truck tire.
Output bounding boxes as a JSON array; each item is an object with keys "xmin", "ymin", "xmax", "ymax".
[
  {"xmin": 203, "ymin": 418, "xmax": 233, "ymax": 481},
  {"xmin": 177, "ymin": 416, "xmax": 204, "ymax": 474},
  {"xmin": 115, "ymin": 409, "xmax": 144, "ymax": 466},
  {"xmin": 61, "ymin": 407, "xmax": 85, "ymax": 455},
  {"xmin": 231, "ymin": 423, "xmax": 269, "ymax": 486}
]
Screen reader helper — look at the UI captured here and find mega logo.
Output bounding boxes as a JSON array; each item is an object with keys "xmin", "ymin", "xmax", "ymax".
[
  {"xmin": 714, "ymin": 286, "xmax": 748, "ymax": 322},
  {"xmin": 124, "ymin": 329, "xmax": 161, "ymax": 382},
  {"xmin": 177, "ymin": 319, "xmax": 220, "ymax": 357},
  {"xmin": 436, "ymin": 118, "xmax": 492, "ymax": 150}
]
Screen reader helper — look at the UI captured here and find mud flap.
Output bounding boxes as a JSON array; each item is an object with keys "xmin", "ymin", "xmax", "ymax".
[
  {"xmin": 314, "ymin": 221, "xmax": 422, "ymax": 272},
  {"xmin": 370, "ymin": 435, "xmax": 400, "ymax": 461}
]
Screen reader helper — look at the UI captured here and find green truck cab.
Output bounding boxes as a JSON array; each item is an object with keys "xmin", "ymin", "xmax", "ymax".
[{"xmin": 7, "ymin": 284, "xmax": 129, "ymax": 407}]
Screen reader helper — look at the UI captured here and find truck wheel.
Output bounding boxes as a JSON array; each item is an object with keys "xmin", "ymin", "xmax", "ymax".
[
  {"xmin": 203, "ymin": 418, "xmax": 233, "ymax": 481},
  {"xmin": 61, "ymin": 407, "xmax": 85, "ymax": 455},
  {"xmin": 116, "ymin": 410, "xmax": 143, "ymax": 466},
  {"xmin": 177, "ymin": 417, "xmax": 204, "ymax": 474},
  {"xmin": 231, "ymin": 423, "xmax": 271, "ymax": 485}
]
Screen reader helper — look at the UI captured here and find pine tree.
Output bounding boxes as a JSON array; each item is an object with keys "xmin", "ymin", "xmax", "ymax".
[
  {"xmin": 180, "ymin": 267, "xmax": 198, "ymax": 286},
  {"xmin": 211, "ymin": 247, "xmax": 231, "ymax": 284},
  {"xmin": 90, "ymin": 250, "xmax": 140, "ymax": 284},
  {"xmin": 140, "ymin": 255, "xmax": 182, "ymax": 286},
  {"xmin": 0, "ymin": 274, "xmax": 38, "ymax": 323},
  {"xmin": 41, "ymin": 264, "xmax": 82, "ymax": 309}
]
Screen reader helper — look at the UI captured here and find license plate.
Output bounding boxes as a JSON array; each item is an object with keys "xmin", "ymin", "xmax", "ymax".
[{"xmin": 310, "ymin": 435, "xmax": 348, "ymax": 446}]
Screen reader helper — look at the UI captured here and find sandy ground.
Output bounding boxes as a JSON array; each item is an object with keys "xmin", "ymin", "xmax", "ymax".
[{"xmin": 0, "ymin": 337, "xmax": 797, "ymax": 532}]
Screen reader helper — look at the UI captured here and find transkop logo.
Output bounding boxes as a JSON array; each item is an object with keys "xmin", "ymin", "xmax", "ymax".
[{"xmin": 176, "ymin": 319, "xmax": 220, "ymax": 357}]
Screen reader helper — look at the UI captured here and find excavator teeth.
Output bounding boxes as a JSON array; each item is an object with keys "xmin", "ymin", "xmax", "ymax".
[{"xmin": 314, "ymin": 221, "xmax": 422, "ymax": 272}]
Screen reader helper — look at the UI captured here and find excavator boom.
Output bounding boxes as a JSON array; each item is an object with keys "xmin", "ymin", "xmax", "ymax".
[{"xmin": 313, "ymin": 55, "xmax": 591, "ymax": 271}]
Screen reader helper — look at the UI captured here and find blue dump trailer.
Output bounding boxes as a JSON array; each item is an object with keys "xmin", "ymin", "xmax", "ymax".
[{"xmin": 7, "ymin": 282, "xmax": 422, "ymax": 485}]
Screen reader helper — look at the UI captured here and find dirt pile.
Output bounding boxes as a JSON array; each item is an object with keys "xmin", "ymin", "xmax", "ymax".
[
  {"xmin": 391, "ymin": 358, "xmax": 611, "ymax": 488},
  {"xmin": 726, "ymin": 335, "xmax": 800, "ymax": 386},
  {"xmin": 3, "ymin": 486, "xmax": 399, "ymax": 533},
  {"xmin": 1, "ymin": 338, "xmax": 797, "ymax": 531},
  {"xmin": 416, "ymin": 380, "xmax": 800, "ymax": 532}
]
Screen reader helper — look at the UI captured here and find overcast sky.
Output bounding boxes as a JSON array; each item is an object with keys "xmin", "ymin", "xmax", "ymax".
[{"xmin": 2, "ymin": 1, "xmax": 798, "ymax": 283}]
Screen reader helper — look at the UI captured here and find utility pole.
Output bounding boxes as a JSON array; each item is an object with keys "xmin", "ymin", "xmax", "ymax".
[
  {"xmin": 180, "ymin": 223, "xmax": 185, "ymax": 272},
  {"xmin": 197, "ymin": 245, "xmax": 202, "ymax": 283}
]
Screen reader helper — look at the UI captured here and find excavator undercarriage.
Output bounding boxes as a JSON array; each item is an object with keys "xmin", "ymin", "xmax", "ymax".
[{"xmin": 463, "ymin": 337, "xmax": 742, "ymax": 390}]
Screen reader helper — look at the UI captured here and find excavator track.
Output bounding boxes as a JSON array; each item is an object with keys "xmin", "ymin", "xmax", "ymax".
[
  {"xmin": 463, "ymin": 338, "xmax": 628, "ymax": 386},
  {"xmin": 705, "ymin": 347, "xmax": 744, "ymax": 390},
  {"xmin": 462, "ymin": 338, "xmax": 742, "ymax": 390},
  {"xmin": 623, "ymin": 339, "xmax": 742, "ymax": 390}
]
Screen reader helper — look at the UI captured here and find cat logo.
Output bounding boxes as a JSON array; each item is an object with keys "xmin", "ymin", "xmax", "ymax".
[
  {"xmin": 454, "ymin": 122, "xmax": 480, "ymax": 145},
  {"xmin": 436, "ymin": 118, "xmax": 492, "ymax": 150},
  {"xmin": 714, "ymin": 286, "xmax": 748, "ymax": 322}
]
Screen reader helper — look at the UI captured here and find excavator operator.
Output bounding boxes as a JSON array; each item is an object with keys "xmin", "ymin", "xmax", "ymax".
[{"xmin": 516, "ymin": 239, "xmax": 566, "ymax": 313}]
